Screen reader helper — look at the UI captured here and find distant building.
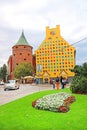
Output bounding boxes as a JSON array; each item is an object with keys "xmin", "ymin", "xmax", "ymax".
[
  {"xmin": 34, "ymin": 25, "xmax": 76, "ymax": 83},
  {"xmin": 7, "ymin": 25, "xmax": 76, "ymax": 82},
  {"xmin": 8, "ymin": 31, "xmax": 34, "ymax": 79}
]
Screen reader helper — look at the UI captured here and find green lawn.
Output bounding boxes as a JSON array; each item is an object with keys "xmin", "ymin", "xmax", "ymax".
[{"xmin": 0, "ymin": 88, "xmax": 87, "ymax": 130}]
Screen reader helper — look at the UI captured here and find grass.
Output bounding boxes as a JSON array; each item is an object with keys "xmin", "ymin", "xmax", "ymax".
[{"xmin": 0, "ymin": 88, "xmax": 87, "ymax": 130}]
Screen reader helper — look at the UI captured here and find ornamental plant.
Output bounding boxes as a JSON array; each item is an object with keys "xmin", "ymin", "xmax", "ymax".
[
  {"xmin": 70, "ymin": 62, "xmax": 87, "ymax": 94},
  {"xmin": 70, "ymin": 76, "xmax": 87, "ymax": 94},
  {"xmin": 32, "ymin": 92, "xmax": 76, "ymax": 113}
]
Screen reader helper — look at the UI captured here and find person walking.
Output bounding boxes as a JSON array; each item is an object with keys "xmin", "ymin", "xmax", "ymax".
[
  {"xmin": 56, "ymin": 76, "xmax": 60, "ymax": 90},
  {"xmin": 52, "ymin": 79, "xmax": 56, "ymax": 89},
  {"xmin": 61, "ymin": 77, "xmax": 66, "ymax": 89},
  {"xmin": 60, "ymin": 76, "xmax": 63, "ymax": 88}
]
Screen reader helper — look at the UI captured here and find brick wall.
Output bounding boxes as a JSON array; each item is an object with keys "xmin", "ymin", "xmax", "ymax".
[{"xmin": 11, "ymin": 45, "xmax": 33, "ymax": 78}]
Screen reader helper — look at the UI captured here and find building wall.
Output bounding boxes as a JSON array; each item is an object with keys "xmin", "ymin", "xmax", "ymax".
[
  {"xmin": 11, "ymin": 45, "xmax": 33, "ymax": 78},
  {"xmin": 7, "ymin": 55, "xmax": 13, "ymax": 79},
  {"xmin": 35, "ymin": 25, "xmax": 76, "ymax": 83},
  {"xmin": 32, "ymin": 54, "xmax": 36, "ymax": 73}
]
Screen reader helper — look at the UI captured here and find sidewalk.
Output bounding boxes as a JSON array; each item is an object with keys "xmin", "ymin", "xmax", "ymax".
[
  {"xmin": 0, "ymin": 84, "xmax": 53, "ymax": 106},
  {"xmin": 0, "ymin": 83, "xmax": 70, "ymax": 106}
]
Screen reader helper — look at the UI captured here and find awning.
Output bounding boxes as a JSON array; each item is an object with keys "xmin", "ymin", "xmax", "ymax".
[{"xmin": 24, "ymin": 76, "xmax": 34, "ymax": 79}]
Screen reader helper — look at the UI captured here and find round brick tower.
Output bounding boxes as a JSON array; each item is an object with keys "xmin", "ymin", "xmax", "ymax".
[{"xmin": 12, "ymin": 31, "xmax": 33, "ymax": 78}]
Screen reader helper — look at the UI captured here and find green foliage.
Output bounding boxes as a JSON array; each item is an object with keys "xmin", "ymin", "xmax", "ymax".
[
  {"xmin": 14, "ymin": 62, "xmax": 34, "ymax": 79},
  {"xmin": 72, "ymin": 62, "xmax": 87, "ymax": 77},
  {"xmin": 71, "ymin": 65, "xmax": 82, "ymax": 76},
  {"xmin": 0, "ymin": 64, "xmax": 7, "ymax": 82},
  {"xmin": 70, "ymin": 62, "xmax": 87, "ymax": 94},
  {"xmin": 70, "ymin": 76, "xmax": 87, "ymax": 93},
  {"xmin": 82, "ymin": 62, "xmax": 87, "ymax": 78}
]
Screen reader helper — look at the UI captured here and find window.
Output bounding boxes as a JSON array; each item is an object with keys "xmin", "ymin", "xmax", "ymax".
[{"xmin": 24, "ymin": 58, "xmax": 26, "ymax": 61}]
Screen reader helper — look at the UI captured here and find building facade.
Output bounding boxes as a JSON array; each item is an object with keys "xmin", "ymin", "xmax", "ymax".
[
  {"xmin": 35, "ymin": 25, "xmax": 76, "ymax": 83},
  {"xmin": 8, "ymin": 32, "xmax": 34, "ymax": 79}
]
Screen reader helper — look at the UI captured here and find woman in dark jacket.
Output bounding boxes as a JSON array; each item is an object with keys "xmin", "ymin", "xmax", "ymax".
[
  {"xmin": 61, "ymin": 77, "xmax": 66, "ymax": 89},
  {"xmin": 56, "ymin": 77, "xmax": 60, "ymax": 89}
]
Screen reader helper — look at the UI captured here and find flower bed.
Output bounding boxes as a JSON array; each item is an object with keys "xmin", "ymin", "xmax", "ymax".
[{"xmin": 32, "ymin": 92, "xmax": 76, "ymax": 113}]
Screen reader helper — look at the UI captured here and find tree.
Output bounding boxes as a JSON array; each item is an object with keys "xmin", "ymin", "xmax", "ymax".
[
  {"xmin": 81, "ymin": 62, "xmax": 87, "ymax": 78},
  {"xmin": 14, "ymin": 62, "xmax": 34, "ymax": 79},
  {"xmin": 70, "ymin": 62, "xmax": 87, "ymax": 94},
  {"xmin": 71, "ymin": 65, "xmax": 82, "ymax": 76},
  {"xmin": 72, "ymin": 62, "xmax": 87, "ymax": 77},
  {"xmin": 0, "ymin": 64, "xmax": 7, "ymax": 82}
]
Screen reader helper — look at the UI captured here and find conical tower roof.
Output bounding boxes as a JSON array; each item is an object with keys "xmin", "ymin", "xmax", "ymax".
[{"xmin": 16, "ymin": 31, "xmax": 29, "ymax": 45}]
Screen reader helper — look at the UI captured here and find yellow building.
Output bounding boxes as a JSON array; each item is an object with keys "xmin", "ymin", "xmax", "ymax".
[{"xmin": 35, "ymin": 25, "xmax": 76, "ymax": 83}]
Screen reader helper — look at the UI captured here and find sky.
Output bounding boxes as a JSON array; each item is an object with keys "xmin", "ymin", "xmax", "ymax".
[{"xmin": 0, "ymin": 0, "xmax": 87, "ymax": 67}]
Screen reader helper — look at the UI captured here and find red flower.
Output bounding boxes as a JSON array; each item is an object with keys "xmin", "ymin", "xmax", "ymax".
[
  {"xmin": 32, "ymin": 100, "xmax": 37, "ymax": 107},
  {"xmin": 58, "ymin": 106, "xmax": 68, "ymax": 113},
  {"xmin": 64, "ymin": 96, "xmax": 75, "ymax": 104}
]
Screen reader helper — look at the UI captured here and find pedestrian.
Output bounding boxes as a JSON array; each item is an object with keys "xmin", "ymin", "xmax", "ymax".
[
  {"xmin": 52, "ymin": 79, "xmax": 56, "ymax": 89},
  {"xmin": 61, "ymin": 77, "xmax": 66, "ymax": 89},
  {"xmin": 56, "ymin": 76, "xmax": 60, "ymax": 90},
  {"xmin": 60, "ymin": 76, "xmax": 63, "ymax": 87},
  {"xmin": 36, "ymin": 78, "xmax": 39, "ymax": 84},
  {"xmin": 23, "ymin": 79, "xmax": 25, "ymax": 84}
]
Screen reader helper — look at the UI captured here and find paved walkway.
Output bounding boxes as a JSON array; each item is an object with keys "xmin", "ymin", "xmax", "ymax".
[
  {"xmin": 0, "ymin": 83, "xmax": 70, "ymax": 106},
  {"xmin": 0, "ymin": 84, "xmax": 53, "ymax": 106}
]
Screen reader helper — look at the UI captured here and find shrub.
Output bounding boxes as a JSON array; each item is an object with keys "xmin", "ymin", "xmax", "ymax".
[{"xmin": 70, "ymin": 76, "xmax": 87, "ymax": 94}]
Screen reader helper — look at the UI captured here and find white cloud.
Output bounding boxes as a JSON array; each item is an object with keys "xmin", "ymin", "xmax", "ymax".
[
  {"xmin": 0, "ymin": 0, "xmax": 48, "ymax": 30},
  {"xmin": 0, "ymin": 0, "xmax": 87, "ymax": 67}
]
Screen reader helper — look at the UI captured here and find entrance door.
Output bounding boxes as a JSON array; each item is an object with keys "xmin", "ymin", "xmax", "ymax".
[{"xmin": 45, "ymin": 78, "xmax": 48, "ymax": 83}]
